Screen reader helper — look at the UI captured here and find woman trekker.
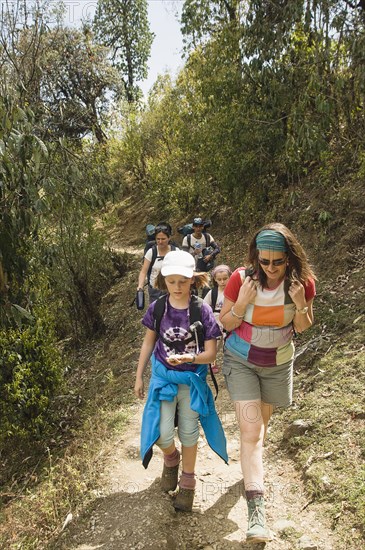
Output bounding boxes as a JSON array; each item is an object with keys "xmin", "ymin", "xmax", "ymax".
[
  {"xmin": 137, "ymin": 222, "xmax": 178, "ymax": 303},
  {"xmin": 135, "ymin": 250, "xmax": 228, "ymax": 512},
  {"xmin": 219, "ymin": 223, "xmax": 316, "ymax": 543}
]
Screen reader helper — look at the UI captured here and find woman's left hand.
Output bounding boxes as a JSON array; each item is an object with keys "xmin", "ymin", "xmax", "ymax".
[{"xmin": 288, "ymin": 279, "xmax": 306, "ymax": 308}]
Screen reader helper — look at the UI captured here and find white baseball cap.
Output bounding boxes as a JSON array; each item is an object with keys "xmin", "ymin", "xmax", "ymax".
[{"xmin": 161, "ymin": 250, "xmax": 195, "ymax": 278}]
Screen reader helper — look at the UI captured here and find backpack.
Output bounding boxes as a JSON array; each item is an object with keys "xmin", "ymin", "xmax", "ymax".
[
  {"xmin": 152, "ymin": 294, "xmax": 218, "ymax": 397},
  {"xmin": 145, "ymin": 223, "xmax": 156, "ymax": 239},
  {"xmin": 146, "ymin": 244, "xmax": 178, "ymax": 285},
  {"xmin": 211, "ymin": 286, "xmax": 219, "ymax": 312},
  {"xmin": 178, "ymin": 219, "xmax": 212, "ymax": 237}
]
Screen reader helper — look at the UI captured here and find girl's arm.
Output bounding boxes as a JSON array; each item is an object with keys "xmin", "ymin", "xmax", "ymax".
[
  {"xmin": 166, "ymin": 338, "xmax": 217, "ymax": 366},
  {"xmin": 137, "ymin": 258, "xmax": 151, "ymax": 290},
  {"xmin": 134, "ymin": 328, "xmax": 157, "ymax": 399}
]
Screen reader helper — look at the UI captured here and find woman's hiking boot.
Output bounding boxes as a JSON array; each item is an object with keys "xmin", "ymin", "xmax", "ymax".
[
  {"xmin": 173, "ymin": 488, "xmax": 195, "ymax": 512},
  {"xmin": 160, "ymin": 463, "xmax": 179, "ymax": 492},
  {"xmin": 246, "ymin": 496, "xmax": 272, "ymax": 543}
]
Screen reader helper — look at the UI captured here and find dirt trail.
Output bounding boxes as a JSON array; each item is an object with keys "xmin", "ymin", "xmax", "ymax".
[{"xmin": 54, "ymin": 374, "xmax": 339, "ymax": 550}]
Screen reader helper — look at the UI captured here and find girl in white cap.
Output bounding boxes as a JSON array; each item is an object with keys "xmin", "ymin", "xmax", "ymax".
[{"xmin": 134, "ymin": 250, "xmax": 228, "ymax": 512}]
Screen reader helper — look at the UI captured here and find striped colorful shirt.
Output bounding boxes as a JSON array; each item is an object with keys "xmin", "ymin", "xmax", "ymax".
[{"xmin": 224, "ymin": 268, "xmax": 316, "ymax": 367}]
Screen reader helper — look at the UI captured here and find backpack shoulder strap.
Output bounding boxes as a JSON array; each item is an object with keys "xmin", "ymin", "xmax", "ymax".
[
  {"xmin": 187, "ymin": 234, "xmax": 192, "ymax": 249},
  {"xmin": 189, "ymin": 295, "xmax": 205, "ymax": 350},
  {"xmin": 211, "ymin": 286, "xmax": 219, "ymax": 312},
  {"xmin": 152, "ymin": 294, "xmax": 168, "ymax": 335},
  {"xmin": 147, "ymin": 245, "xmax": 158, "ymax": 285},
  {"xmin": 204, "ymin": 233, "xmax": 211, "ymax": 248},
  {"xmin": 189, "ymin": 294, "xmax": 203, "ymax": 322}
]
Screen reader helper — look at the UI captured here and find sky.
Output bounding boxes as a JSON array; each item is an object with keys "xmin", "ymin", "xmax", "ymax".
[
  {"xmin": 63, "ymin": 0, "xmax": 185, "ymax": 97},
  {"xmin": 143, "ymin": 1, "xmax": 184, "ymax": 95}
]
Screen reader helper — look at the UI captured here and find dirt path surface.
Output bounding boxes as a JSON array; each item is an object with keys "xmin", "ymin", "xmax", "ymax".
[{"xmin": 54, "ymin": 374, "xmax": 339, "ymax": 550}]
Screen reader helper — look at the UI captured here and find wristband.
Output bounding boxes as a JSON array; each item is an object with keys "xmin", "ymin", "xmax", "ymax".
[
  {"xmin": 188, "ymin": 353, "xmax": 196, "ymax": 363},
  {"xmin": 231, "ymin": 306, "xmax": 244, "ymax": 319}
]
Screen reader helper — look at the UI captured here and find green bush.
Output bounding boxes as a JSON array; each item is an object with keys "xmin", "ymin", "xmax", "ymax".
[
  {"xmin": 43, "ymin": 212, "xmax": 115, "ymax": 342},
  {"xmin": 0, "ymin": 319, "xmax": 63, "ymax": 443}
]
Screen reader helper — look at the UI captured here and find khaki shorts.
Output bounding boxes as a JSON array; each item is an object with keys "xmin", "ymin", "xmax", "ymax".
[{"xmin": 222, "ymin": 348, "xmax": 293, "ymax": 408}]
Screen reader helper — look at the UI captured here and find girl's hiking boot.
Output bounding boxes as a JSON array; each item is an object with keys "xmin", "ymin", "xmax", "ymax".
[
  {"xmin": 246, "ymin": 496, "xmax": 272, "ymax": 543},
  {"xmin": 173, "ymin": 488, "xmax": 195, "ymax": 512},
  {"xmin": 160, "ymin": 463, "xmax": 179, "ymax": 492}
]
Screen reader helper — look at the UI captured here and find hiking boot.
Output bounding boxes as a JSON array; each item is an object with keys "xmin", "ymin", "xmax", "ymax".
[
  {"xmin": 173, "ymin": 488, "xmax": 195, "ymax": 512},
  {"xmin": 246, "ymin": 496, "xmax": 272, "ymax": 543},
  {"xmin": 160, "ymin": 463, "xmax": 179, "ymax": 492}
]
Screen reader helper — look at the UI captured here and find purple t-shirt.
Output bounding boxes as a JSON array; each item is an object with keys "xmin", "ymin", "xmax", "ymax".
[{"xmin": 142, "ymin": 298, "xmax": 222, "ymax": 371}]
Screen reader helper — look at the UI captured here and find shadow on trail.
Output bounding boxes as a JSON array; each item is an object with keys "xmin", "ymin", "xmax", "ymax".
[{"xmin": 51, "ymin": 478, "xmax": 265, "ymax": 549}]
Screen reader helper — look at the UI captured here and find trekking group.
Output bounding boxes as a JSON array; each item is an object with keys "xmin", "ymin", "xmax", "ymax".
[{"xmin": 134, "ymin": 218, "xmax": 317, "ymax": 544}]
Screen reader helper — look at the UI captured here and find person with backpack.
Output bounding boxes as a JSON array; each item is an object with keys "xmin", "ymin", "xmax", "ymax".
[
  {"xmin": 219, "ymin": 223, "xmax": 317, "ymax": 543},
  {"xmin": 137, "ymin": 222, "xmax": 178, "ymax": 304},
  {"xmin": 134, "ymin": 250, "xmax": 228, "ymax": 512},
  {"xmin": 203, "ymin": 264, "xmax": 232, "ymax": 373},
  {"xmin": 181, "ymin": 217, "xmax": 220, "ymax": 272}
]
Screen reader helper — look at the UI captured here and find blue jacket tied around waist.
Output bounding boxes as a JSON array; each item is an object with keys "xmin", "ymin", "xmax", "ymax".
[{"xmin": 141, "ymin": 355, "xmax": 229, "ymax": 468}]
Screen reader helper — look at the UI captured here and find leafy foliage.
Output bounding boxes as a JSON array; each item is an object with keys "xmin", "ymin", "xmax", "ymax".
[
  {"xmin": 93, "ymin": 0, "xmax": 154, "ymax": 102},
  {"xmin": 43, "ymin": 212, "xmax": 114, "ymax": 341},
  {"xmin": 0, "ymin": 317, "xmax": 63, "ymax": 443},
  {"xmin": 0, "ymin": 93, "xmax": 50, "ymax": 315},
  {"xmin": 39, "ymin": 26, "xmax": 122, "ymax": 142}
]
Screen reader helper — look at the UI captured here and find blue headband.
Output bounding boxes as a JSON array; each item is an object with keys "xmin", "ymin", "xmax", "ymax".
[{"xmin": 256, "ymin": 230, "xmax": 288, "ymax": 252}]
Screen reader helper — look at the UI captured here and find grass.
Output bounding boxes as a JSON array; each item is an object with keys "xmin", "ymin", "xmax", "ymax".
[{"xmin": 271, "ymin": 306, "xmax": 365, "ymax": 547}]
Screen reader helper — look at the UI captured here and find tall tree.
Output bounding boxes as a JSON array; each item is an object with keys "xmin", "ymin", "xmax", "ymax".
[
  {"xmin": 0, "ymin": 1, "xmax": 121, "ymax": 142},
  {"xmin": 40, "ymin": 27, "xmax": 121, "ymax": 142},
  {"xmin": 93, "ymin": 0, "xmax": 154, "ymax": 102}
]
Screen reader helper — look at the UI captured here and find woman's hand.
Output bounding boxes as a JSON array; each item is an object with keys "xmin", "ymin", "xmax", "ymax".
[
  {"xmin": 134, "ymin": 377, "xmax": 145, "ymax": 399},
  {"xmin": 288, "ymin": 279, "xmax": 306, "ymax": 309},
  {"xmin": 237, "ymin": 275, "xmax": 257, "ymax": 306}
]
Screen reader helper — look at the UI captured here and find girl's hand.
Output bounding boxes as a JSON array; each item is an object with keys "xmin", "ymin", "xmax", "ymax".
[
  {"xmin": 237, "ymin": 276, "xmax": 257, "ymax": 305},
  {"xmin": 167, "ymin": 353, "xmax": 194, "ymax": 365},
  {"xmin": 288, "ymin": 279, "xmax": 306, "ymax": 308},
  {"xmin": 134, "ymin": 377, "xmax": 145, "ymax": 399}
]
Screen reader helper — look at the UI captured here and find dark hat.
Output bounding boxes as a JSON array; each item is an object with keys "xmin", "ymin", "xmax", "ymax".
[{"xmin": 193, "ymin": 217, "xmax": 204, "ymax": 225}]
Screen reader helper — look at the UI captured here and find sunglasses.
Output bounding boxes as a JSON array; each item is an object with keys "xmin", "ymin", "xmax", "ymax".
[
  {"xmin": 155, "ymin": 225, "xmax": 171, "ymax": 235},
  {"xmin": 258, "ymin": 257, "xmax": 287, "ymax": 267}
]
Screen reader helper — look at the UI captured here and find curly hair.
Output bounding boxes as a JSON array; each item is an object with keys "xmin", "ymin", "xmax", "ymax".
[{"xmin": 247, "ymin": 223, "xmax": 317, "ymax": 288}]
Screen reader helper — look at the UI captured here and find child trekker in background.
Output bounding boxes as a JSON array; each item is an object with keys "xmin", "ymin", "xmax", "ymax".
[
  {"xmin": 203, "ymin": 265, "xmax": 232, "ymax": 373},
  {"xmin": 134, "ymin": 250, "xmax": 228, "ymax": 512}
]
